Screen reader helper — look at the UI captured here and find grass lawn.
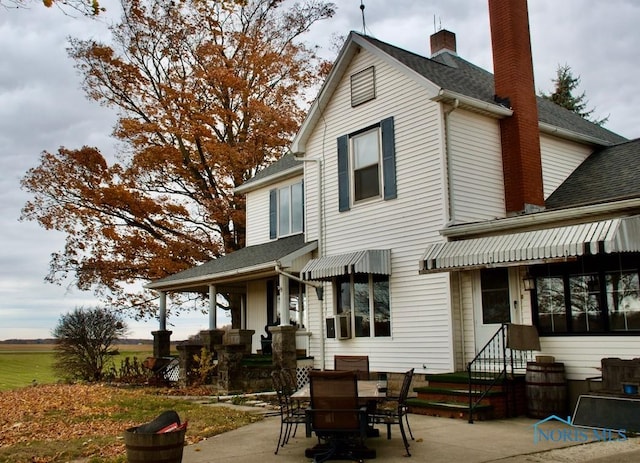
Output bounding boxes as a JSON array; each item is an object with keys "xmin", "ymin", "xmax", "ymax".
[
  {"xmin": 0, "ymin": 351, "xmax": 58, "ymax": 390},
  {"xmin": 0, "ymin": 344, "xmax": 156, "ymax": 391}
]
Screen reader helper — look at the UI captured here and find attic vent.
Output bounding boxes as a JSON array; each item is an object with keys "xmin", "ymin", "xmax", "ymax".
[{"xmin": 350, "ymin": 66, "xmax": 376, "ymax": 107}]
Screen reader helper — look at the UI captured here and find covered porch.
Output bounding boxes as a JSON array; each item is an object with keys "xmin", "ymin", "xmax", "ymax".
[
  {"xmin": 419, "ymin": 214, "xmax": 640, "ymax": 414},
  {"xmin": 144, "ymin": 234, "xmax": 318, "ymax": 392}
]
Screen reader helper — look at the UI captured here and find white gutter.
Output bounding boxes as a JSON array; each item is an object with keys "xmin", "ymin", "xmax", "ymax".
[
  {"xmin": 440, "ymin": 198, "xmax": 640, "ymax": 238},
  {"xmin": 538, "ymin": 121, "xmax": 617, "ymax": 147},
  {"xmin": 145, "ymin": 261, "xmax": 278, "ymax": 290},
  {"xmin": 433, "ymin": 89, "xmax": 513, "ymax": 118},
  {"xmin": 234, "ymin": 165, "xmax": 303, "ymax": 194}
]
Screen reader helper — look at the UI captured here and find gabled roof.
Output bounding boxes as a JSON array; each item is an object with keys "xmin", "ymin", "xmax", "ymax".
[
  {"xmin": 546, "ymin": 138, "xmax": 640, "ymax": 210},
  {"xmin": 290, "ymin": 31, "xmax": 625, "ymax": 156},
  {"xmin": 147, "ymin": 234, "xmax": 317, "ymax": 292},
  {"xmin": 235, "ymin": 152, "xmax": 303, "ymax": 194}
]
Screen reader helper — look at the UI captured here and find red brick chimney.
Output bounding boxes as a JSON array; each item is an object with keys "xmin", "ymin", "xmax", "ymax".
[
  {"xmin": 430, "ymin": 29, "xmax": 457, "ymax": 57},
  {"xmin": 488, "ymin": 0, "xmax": 545, "ymax": 214}
]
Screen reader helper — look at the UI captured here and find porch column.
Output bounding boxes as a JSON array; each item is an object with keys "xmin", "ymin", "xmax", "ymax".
[
  {"xmin": 159, "ymin": 291, "xmax": 167, "ymax": 331},
  {"xmin": 152, "ymin": 291, "xmax": 172, "ymax": 358},
  {"xmin": 279, "ymin": 273, "xmax": 290, "ymax": 326},
  {"xmin": 208, "ymin": 284, "xmax": 217, "ymax": 330}
]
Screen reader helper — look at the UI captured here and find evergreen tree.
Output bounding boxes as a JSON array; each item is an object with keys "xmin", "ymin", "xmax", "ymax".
[{"xmin": 540, "ymin": 64, "xmax": 608, "ymax": 126}]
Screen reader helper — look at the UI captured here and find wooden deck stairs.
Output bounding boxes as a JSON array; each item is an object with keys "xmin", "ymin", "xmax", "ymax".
[{"xmin": 407, "ymin": 371, "xmax": 527, "ymax": 421}]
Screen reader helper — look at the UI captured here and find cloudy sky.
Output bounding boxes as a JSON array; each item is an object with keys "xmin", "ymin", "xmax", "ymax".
[{"xmin": 1, "ymin": 0, "xmax": 639, "ymax": 341}]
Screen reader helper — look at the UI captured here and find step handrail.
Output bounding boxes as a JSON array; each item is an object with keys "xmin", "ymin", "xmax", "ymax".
[{"xmin": 467, "ymin": 323, "xmax": 534, "ymax": 423}]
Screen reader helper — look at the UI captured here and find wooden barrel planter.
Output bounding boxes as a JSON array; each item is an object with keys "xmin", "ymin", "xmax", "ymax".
[
  {"xmin": 124, "ymin": 427, "xmax": 186, "ymax": 463},
  {"xmin": 525, "ymin": 362, "xmax": 567, "ymax": 418}
]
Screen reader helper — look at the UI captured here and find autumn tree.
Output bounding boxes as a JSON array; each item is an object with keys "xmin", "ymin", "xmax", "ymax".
[
  {"xmin": 21, "ymin": 0, "xmax": 335, "ymax": 321},
  {"xmin": 1, "ymin": 0, "xmax": 103, "ymax": 16},
  {"xmin": 540, "ymin": 63, "xmax": 609, "ymax": 126},
  {"xmin": 52, "ymin": 306, "xmax": 127, "ymax": 381}
]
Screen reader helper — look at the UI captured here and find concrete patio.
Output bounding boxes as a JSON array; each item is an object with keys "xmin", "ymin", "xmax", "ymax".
[{"xmin": 180, "ymin": 405, "xmax": 640, "ymax": 463}]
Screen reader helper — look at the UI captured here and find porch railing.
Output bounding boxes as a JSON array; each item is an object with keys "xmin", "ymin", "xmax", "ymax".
[{"xmin": 467, "ymin": 323, "xmax": 534, "ymax": 423}]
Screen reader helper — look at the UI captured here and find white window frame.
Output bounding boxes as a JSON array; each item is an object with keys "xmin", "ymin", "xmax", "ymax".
[
  {"xmin": 350, "ymin": 127, "xmax": 382, "ymax": 203},
  {"xmin": 277, "ymin": 181, "xmax": 303, "ymax": 237}
]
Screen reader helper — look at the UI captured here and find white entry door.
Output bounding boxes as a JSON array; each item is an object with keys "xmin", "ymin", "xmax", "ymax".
[{"xmin": 473, "ymin": 267, "xmax": 520, "ymax": 353}]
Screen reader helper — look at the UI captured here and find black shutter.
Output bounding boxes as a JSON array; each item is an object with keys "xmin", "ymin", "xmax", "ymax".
[
  {"xmin": 269, "ymin": 188, "xmax": 277, "ymax": 239},
  {"xmin": 301, "ymin": 179, "xmax": 305, "ymax": 231},
  {"xmin": 381, "ymin": 116, "xmax": 397, "ymax": 200},
  {"xmin": 337, "ymin": 135, "xmax": 350, "ymax": 211}
]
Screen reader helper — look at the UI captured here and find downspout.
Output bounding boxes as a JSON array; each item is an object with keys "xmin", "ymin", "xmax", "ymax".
[
  {"xmin": 293, "ymin": 155, "xmax": 326, "ymax": 369},
  {"xmin": 444, "ymin": 98, "xmax": 462, "ymax": 369},
  {"xmin": 444, "ymin": 97, "xmax": 460, "ymax": 225}
]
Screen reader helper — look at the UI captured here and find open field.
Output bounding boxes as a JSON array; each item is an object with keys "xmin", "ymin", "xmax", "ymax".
[{"xmin": 0, "ymin": 343, "xmax": 158, "ymax": 391}]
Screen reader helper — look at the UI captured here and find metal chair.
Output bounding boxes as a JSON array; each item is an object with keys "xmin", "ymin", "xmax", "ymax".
[
  {"xmin": 305, "ymin": 370, "xmax": 374, "ymax": 462},
  {"xmin": 371, "ymin": 368, "xmax": 415, "ymax": 456},
  {"xmin": 271, "ymin": 369, "xmax": 307, "ymax": 454},
  {"xmin": 334, "ymin": 355, "xmax": 370, "ymax": 380}
]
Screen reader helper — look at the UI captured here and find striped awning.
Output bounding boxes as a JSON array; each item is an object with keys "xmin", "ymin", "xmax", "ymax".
[
  {"xmin": 420, "ymin": 216, "xmax": 640, "ymax": 273},
  {"xmin": 302, "ymin": 249, "xmax": 391, "ymax": 280}
]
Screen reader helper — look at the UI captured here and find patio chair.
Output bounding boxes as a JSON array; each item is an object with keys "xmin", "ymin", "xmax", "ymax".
[
  {"xmin": 370, "ymin": 368, "xmax": 415, "ymax": 456},
  {"xmin": 305, "ymin": 370, "xmax": 374, "ymax": 462},
  {"xmin": 271, "ymin": 369, "xmax": 307, "ymax": 454},
  {"xmin": 334, "ymin": 355, "xmax": 370, "ymax": 380}
]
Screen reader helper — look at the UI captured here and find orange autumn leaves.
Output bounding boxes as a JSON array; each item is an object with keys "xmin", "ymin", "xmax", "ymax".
[
  {"xmin": 0, "ymin": 384, "xmax": 139, "ymax": 458},
  {"xmin": 21, "ymin": 0, "xmax": 335, "ymax": 316}
]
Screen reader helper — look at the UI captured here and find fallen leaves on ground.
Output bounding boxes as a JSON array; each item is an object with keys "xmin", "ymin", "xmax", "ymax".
[
  {"xmin": 0, "ymin": 383, "xmax": 259, "ymax": 462},
  {"xmin": 0, "ymin": 383, "xmax": 138, "ymax": 451}
]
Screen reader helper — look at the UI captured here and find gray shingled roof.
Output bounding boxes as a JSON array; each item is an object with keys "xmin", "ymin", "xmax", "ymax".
[
  {"xmin": 238, "ymin": 151, "xmax": 301, "ymax": 190},
  {"xmin": 357, "ymin": 33, "xmax": 626, "ymax": 145},
  {"xmin": 546, "ymin": 138, "xmax": 640, "ymax": 210},
  {"xmin": 149, "ymin": 234, "xmax": 312, "ymax": 287}
]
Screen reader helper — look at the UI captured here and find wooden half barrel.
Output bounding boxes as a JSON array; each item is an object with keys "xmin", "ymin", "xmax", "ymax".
[
  {"xmin": 124, "ymin": 427, "xmax": 186, "ymax": 463},
  {"xmin": 525, "ymin": 362, "xmax": 568, "ymax": 418}
]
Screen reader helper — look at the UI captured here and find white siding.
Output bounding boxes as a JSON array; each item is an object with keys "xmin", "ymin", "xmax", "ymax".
[
  {"xmin": 301, "ymin": 48, "xmax": 455, "ymax": 375},
  {"xmin": 246, "ymin": 280, "xmax": 268, "ymax": 353},
  {"xmin": 539, "ymin": 337, "xmax": 640, "ymax": 381},
  {"xmin": 245, "ymin": 190, "xmax": 269, "ymax": 246},
  {"xmin": 448, "ymin": 110, "xmax": 505, "ymax": 223},
  {"xmin": 540, "ymin": 135, "xmax": 592, "ymax": 198},
  {"xmin": 244, "ymin": 175, "xmax": 304, "ymax": 246}
]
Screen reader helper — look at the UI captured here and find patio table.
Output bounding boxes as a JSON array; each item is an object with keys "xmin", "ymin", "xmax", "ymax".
[{"xmin": 291, "ymin": 379, "xmax": 386, "ymax": 438}]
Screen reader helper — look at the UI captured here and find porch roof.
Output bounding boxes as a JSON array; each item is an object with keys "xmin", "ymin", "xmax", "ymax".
[
  {"xmin": 146, "ymin": 234, "xmax": 317, "ymax": 292},
  {"xmin": 301, "ymin": 249, "xmax": 391, "ymax": 280},
  {"xmin": 420, "ymin": 215, "xmax": 640, "ymax": 273}
]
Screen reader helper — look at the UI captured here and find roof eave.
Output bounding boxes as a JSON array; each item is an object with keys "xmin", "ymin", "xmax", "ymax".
[
  {"xmin": 290, "ymin": 32, "xmax": 360, "ymax": 155},
  {"xmin": 539, "ymin": 121, "xmax": 617, "ymax": 147},
  {"xmin": 234, "ymin": 164, "xmax": 303, "ymax": 194},
  {"xmin": 433, "ymin": 89, "xmax": 513, "ymax": 118},
  {"xmin": 440, "ymin": 197, "xmax": 640, "ymax": 239},
  {"xmin": 146, "ymin": 261, "xmax": 280, "ymax": 291}
]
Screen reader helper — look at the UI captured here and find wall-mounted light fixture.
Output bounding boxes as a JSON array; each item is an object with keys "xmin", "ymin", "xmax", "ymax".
[{"xmin": 523, "ymin": 271, "xmax": 535, "ymax": 291}]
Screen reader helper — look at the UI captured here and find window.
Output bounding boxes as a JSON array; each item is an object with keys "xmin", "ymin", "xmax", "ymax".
[
  {"xmin": 533, "ymin": 256, "xmax": 640, "ymax": 334},
  {"xmin": 333, "ymin": 274, "xmax": 390, "ymax": 338},
  {"xmin": 480, "ymin": 268, "xmax": 511, "ymax": 324},
  {"xmin": 337, "ymin": 117, "xmax": 396, "ymax": 211},
  {"xmin": 352, "ymin": 129, "xmax": 381, "ymax": 201},
  {"xmin": 269, "ymin": 181, "xmax": 303, "ymax": 239},
  {"xmin": 536, "ymin": 276, "xmax": 567, "ymax": 333},
  {"xmin": 607, "ymin": 271, "xmax": 640, "ymax": 331}
]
